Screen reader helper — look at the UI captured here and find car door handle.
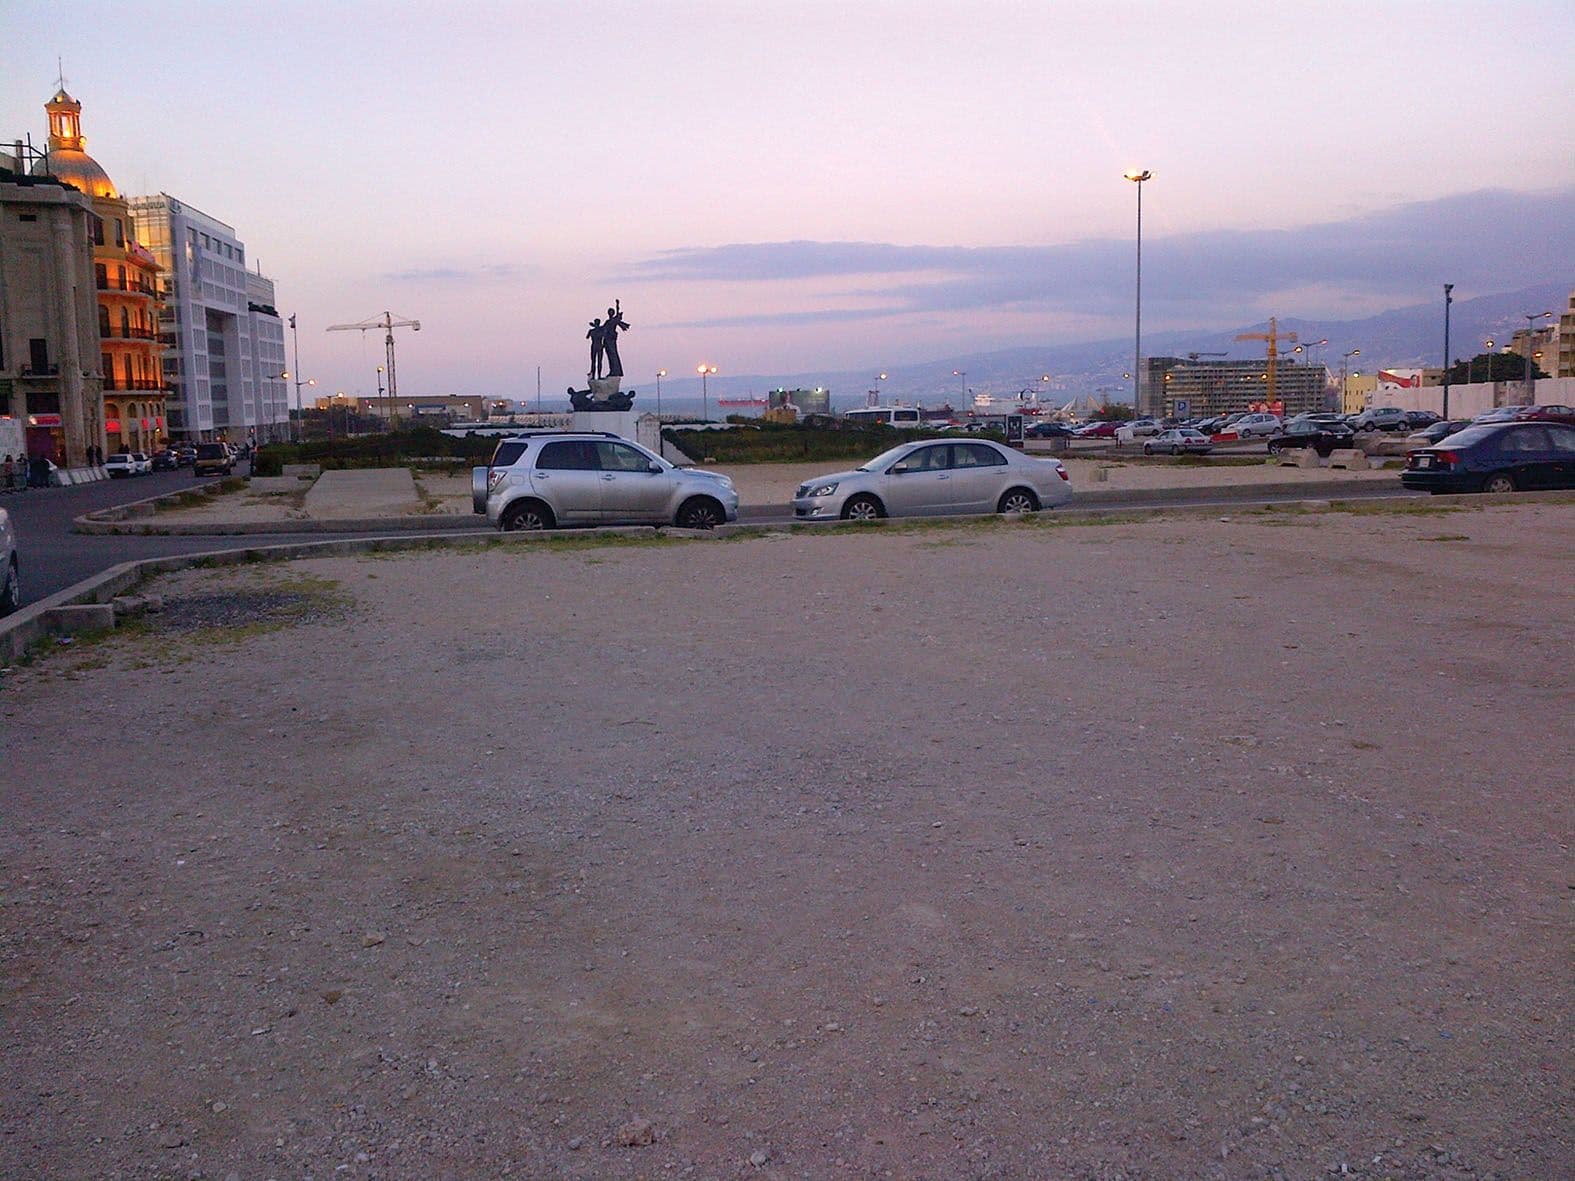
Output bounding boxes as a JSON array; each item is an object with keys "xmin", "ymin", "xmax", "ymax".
[
  {"xmin": 936, "ymin": 473, "xmax": 950, "ymax": 480},
  {"xmin": 601, "ymin": 474, "xmax": 616, "ymax": 481}
]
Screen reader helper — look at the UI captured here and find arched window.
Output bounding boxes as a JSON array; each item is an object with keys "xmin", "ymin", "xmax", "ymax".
[
  {"xmin": 120, "ymin": 308, "xmax": 131, "ymax": 338},
  {"xmin": 98, "ymin": 305, "xmax": 111, "ymax": 337}
]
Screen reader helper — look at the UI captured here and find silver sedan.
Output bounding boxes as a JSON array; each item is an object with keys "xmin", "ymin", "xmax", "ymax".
[{"xmin": 792, "ymin": 439, "xmax": 1072, "ymax": 521}]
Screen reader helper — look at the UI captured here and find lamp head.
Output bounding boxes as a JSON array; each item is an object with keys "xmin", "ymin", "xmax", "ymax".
[{"xmin": 1124, "ymin": 169, "xmax": 1153, "ymax": 182}]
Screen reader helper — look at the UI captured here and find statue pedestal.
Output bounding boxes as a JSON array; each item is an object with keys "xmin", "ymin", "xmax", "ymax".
[{"xmin": 572, "ymin": 410, "xmax": 662, "ymax": 454}]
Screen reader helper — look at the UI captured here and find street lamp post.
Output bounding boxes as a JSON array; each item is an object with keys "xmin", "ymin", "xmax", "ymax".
[
  {"xmin": 1123, "ymin": 169, "xmax": 1152, "ymax": 417},
  {"xmin": 1475, "ymin": 339, "xmax": 1494, "ymax": 384},
  {"xmin": 1340, "ymin": 349, "xmax": 1361, "ymax": 411},
  {"xmin": 1291, "ymin": 338, "xmax": 1330, "ymax": 410},
  {"xmin": 1442, "ymin": 284, "xmax": 1453, "ymax": 420},
  {"xmin": 1522, "ymin": 311, "xmax": 1553, "ymax": 403},
  {"xmin": 656, "ymin": 369, "xmax": 667, "ymax": 421},
  {"xmin": 697, "ymin": 364, "xmax": 717, "ymax": 422},
  {"xmin": 286, "ymin": 314, "xmax": 317, "ymax": 443},
  {"xmin": 952, "ymin": 369, "xmax": 966, "ymax": 410}
]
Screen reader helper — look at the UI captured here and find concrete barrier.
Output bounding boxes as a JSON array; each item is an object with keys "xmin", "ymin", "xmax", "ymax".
[
  {"xmin": 1275, "ymin": 449, "xmax": 1321, "ymax": 468},
  {"xmin": 1328, "ymin": 449, "xmax": 1370, "ymax": 470},
  {"xmin": 41, "ymin": 603, "xmax": 117, "ymax": 634}
]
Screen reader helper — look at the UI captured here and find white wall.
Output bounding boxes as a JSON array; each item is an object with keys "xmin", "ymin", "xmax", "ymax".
[{"xmin": 1374, "ymin": 377, "xmax": 1575, "ymax": 418}]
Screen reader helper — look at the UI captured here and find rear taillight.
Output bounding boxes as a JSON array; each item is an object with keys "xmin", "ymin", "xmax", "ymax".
[
  {"xmin": 487, "ymin": 467, "xmax": 506, "ymax": 492},
  {"xmin": 1436, "ymin": 450, "xmax": 1459, "ymax": 466},
  {"xmin": 1057, "ymin": 466, "xmax": 1070, "ymax": 481}
]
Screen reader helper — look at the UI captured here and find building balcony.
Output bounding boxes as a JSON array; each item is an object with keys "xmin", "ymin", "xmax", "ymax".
[
  {"xmin": 16, "ymin": 364, "xmax": 61, "ymax": 379},
  {"xmin": 95, "ymin": 277, "xmax": 159, "ymax": 297},
  {"xmin": 100, "ymin": 326, "xmax": 158, "ymax": 341},
  {"xmin": 102, "ymin": 378, "xmax": 168, "ymax": 392}
]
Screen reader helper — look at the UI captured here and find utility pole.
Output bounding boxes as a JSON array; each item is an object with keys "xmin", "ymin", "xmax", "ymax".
[
  {"xmin": 327, "ymin": 312, "xmax": 421, "ymax": 429},
  {"xmin": 1442, "ymin": 285, "xmax": 1453, "ymax": 420}
]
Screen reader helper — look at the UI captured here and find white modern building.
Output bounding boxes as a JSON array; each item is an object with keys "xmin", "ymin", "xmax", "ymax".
[{"xmin": 127, "ymin": 193, "xmax": 288, "ymax": 441}]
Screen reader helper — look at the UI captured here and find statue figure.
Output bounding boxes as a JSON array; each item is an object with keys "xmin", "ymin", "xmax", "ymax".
[
  {"xmin": 601, "ymin": 300, "xmax": 630, "ymax": 378},
  {"xmin": 586, "ymin": 317, "xmax": 605, "ymax": 379}
]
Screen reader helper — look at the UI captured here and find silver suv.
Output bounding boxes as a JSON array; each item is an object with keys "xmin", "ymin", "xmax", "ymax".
[
  {"xmin": 1352, "ymin": 406, "xmax": 1410, "ymax": 432},
  {"xmin": 473, "ymin": 432, "xmax": 740, "ymax": 531}
]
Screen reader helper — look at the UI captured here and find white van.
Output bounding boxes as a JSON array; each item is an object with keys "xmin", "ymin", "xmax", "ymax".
[{"xmin": 843, "ymin": 407, "xmax": 924, "ymax": 428}]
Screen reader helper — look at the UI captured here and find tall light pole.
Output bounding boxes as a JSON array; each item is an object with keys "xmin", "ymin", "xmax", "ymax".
[
  {"xmin": 286, "ymin": 314, "xmax": 316, "ymax": 444},
  {"xmin": 952, "ymin": 369, "xmax": 966, "ymax": 409},
  {"xmin": 1442, "ymin": 284, "xmax": 1453, "ymax": 420},
  {"xmin": 376, "ymin": 366, "xmax": 385, "ymax": 424},
  {"xmin": 697, "ymin": 363, "xmax": 716, "ymax": 422},
  {"xmin": 656, "ymin": 369, "xmax": 667, "ymax": 421},
  {"xmin": 1291, "ymin": 338, "xmax": 1330, "ymax": 410},
  {"xmin": 1124, "ymin": 169, "xmax": 1152, "ymax": 417},
  {"xmin": 1522, "ymin": 311, "xmax": 1553, "ymax": 402},
  {"xmin": 1341, "ymin": 349, "xmax": 1361, "ymax": 412},
  {"xmin": 1476, "ymin": 339, "xmax": 1494, "ymax": 384}
]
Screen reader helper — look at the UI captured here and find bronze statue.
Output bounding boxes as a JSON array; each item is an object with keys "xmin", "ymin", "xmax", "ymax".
[
  {"xmin": 601, "ymin": 301, "xmax": 630, "ymax": 378},
  {"xmin": 587, "ymin": 317, "xmax": 605, "ymax": 379}
]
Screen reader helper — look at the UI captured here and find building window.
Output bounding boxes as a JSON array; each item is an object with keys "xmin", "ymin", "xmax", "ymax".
[
  {"xmin": 29, "ymin": 339, "xmax": 49, "ymax": 372},
  {"xmin": 114, "ymin": 219, "xmax": 125, "ymax": 246},
  {"xmin": 98, "ymin": 306, "xmax": 111, "ymax": 337}
]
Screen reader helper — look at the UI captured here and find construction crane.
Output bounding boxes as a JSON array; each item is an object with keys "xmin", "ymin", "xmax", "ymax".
[
  {"xmin": 326, "ymin": 312, "xmax": 421, "ymax": 426},
  {"xmin": 1235, "ymin": 317, "xmax": 1297, "ymax": 408}
]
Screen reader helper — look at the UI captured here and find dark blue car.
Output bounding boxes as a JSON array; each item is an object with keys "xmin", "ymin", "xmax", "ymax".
[{"xmin": 1401, "ymin": 421, "xmax": 1575, "ymax": 494}]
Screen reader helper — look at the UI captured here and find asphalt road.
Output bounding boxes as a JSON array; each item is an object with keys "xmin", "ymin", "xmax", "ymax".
[{"xmin": 3, "ymin": 464, "xmax": 1420, "ymax": 610}]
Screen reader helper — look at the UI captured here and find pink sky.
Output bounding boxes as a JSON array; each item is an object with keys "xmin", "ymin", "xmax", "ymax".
[{"xmin": 5, "ymin": 0, "xmax": 1572, "ymax": 400}]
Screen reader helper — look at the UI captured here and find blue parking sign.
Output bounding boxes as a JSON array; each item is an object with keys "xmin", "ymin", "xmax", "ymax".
[{"xmin": 1174, "ymin": 399, "xmax": 1190, "ymax": 417}]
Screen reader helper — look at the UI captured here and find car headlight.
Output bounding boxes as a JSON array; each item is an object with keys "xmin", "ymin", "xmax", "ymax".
[{"xmin": 805, "ymin": 482, "xmax": 838, "ymax": 497}]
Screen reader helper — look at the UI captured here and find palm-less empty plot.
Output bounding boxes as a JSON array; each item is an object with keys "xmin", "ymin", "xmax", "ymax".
[{"xmin": 2, "ymin": 504, "xmax": 1570, "ymax": 1179}]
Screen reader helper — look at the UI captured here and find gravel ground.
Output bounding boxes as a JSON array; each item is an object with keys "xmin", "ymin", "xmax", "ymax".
[{"xmin": 2, "ymin": 501, "xmax": 1570, "ymax": 1180}]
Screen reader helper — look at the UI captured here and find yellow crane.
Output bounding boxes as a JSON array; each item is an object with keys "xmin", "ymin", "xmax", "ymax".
[
  {"xmin": 1235, "ymin": 317, "xmax": 1297, "ymax": 409},
  {"xmin": 326, "ymin": 312, "xmax": 421, "ymax": 426}
]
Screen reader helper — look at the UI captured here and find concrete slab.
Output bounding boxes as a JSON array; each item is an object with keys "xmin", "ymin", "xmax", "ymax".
[{"xmin": 302, "ymin": 468, "xmax": 420, "ymax": 519}]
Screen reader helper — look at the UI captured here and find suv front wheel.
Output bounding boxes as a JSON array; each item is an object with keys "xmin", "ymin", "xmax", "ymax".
[{"xmin": 674, "ymin": 496, "xmax": 725, "ymax": 530}]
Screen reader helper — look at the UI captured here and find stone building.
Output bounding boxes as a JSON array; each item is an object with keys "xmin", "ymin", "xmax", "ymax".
[
  {"xmin": 0, "ymin": 133, "xmax": 102, "ymax": 469},
  {"xmin": 30, "ymin": 88, "xmax": 170, "ymax": 453}
]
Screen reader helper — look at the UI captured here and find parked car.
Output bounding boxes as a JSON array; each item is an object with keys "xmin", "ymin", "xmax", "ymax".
[
  {"xmin": 1471, "ymin": 407, "xmax": 1522, "ymax": 425},
  {"xmin": 1516, "ymin": 404, "xmax": 1575, "ymax": 425},
  {"xmin": 1127, "ymin": 418, "xmax": 1162, "ymax": 437},
  {"xmin": 0, "ymin": 506, "xmax": 18, "ymax": 616},
  {"xmin": 1143, "ymin": 428, "xmax": 1213, "ymax": 455},
  {"xmin": 1404, "ymin": 410, "xmax": 1442, "ymax": 428},
  {"xmin": 1025, "ymin": 421, "xmax": 1075, "ymax": 439},
  {"xmin": 1192, "ymin": 415, "xmax": 1228, "ymax": 435},
  {"xmin": 1405, "ymin": 419, "xmax": 1472, "ymax": 448},
  {"xmin": 174, "ymin": 446, "xmax": 197, "ymax": 467},
  {"xmin": 1400, "ymin": 421, "xmax": 1575, "ymax": 494},
  {"xmin": 792, "ymin": 438, "xmax": 1071, "ymax": 521},
  {"xmin": 1352, "ymin": 407, "xmax": 1411, "ymax": 432},
  {"xmin": 1226, "ymin": 412, "xmax": 1283, "ymax": 438},
  {"xmin": 193, "ymin": 442, "xmax": 234, "ymax": 476},
  {"xmin": 474, "ymin": 431, "xmax": 738, "ymax": 531},
  {"xmin": 105, "ymin": 451, "xmax": 151, "ymax": 478},
  {"xmin": 1265, "ymin": 419, "xmax": 1356, "ymax": 457},
  {"xmin": 1074, "ymin": 420, "xmax": 1122, "ymax": 438},
  {"xmin": 152, "ymin": 449, "xmax": 178, "ymax": 471}
]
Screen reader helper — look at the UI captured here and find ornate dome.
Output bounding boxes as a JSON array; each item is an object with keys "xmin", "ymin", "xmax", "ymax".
[
  {"xmin": 31, "ymin": 87, "xmax": 118, "ymax": 199},
  {"xmin": 33, "ymin": 148, "xmax": 118, "ymax": 198}
]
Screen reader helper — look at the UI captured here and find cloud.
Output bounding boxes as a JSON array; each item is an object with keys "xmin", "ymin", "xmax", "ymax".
[
  {"xmin": 381, "ymin": 262, "xmax": 536, "ymax": 283},
  {"xmin": 627, "ymin": 188, "xmax": 1575, "ymax": 328}
]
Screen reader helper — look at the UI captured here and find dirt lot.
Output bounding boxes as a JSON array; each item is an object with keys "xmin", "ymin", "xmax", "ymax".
[{"xmin": 2, "ymin": 502, "xmax": 1570, "ymax": 1179}]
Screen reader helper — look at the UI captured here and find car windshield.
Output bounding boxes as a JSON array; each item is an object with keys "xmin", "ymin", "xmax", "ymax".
[{"xmin": 858, "ymin": 444, "xmax": 916, "ymax": 472}]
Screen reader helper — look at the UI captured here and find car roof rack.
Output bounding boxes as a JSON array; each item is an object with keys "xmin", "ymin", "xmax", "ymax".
[{"xmin": 494, "ymin": 430, "xmax": 625, "ymax": 439}]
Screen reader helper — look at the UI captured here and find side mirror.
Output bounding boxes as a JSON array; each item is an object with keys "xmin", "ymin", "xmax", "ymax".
[
  {"xmin": 647, "ymin": 462, "xmax": 663, "ymax": 474},
  {"xmin": 891, "ymin": 462, "xmax": 911, "ymax": 474}
]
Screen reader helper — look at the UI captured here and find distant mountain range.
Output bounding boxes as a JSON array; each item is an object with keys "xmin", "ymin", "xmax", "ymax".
[{"xmin": 694, "ymin": 280, "xmax": 1570, "ymax": 408}]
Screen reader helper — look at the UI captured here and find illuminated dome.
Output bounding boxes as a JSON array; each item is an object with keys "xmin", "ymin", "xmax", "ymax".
[{"xmin": 30, "ymin": 87, "xmax": 118, "ymax": 199}]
